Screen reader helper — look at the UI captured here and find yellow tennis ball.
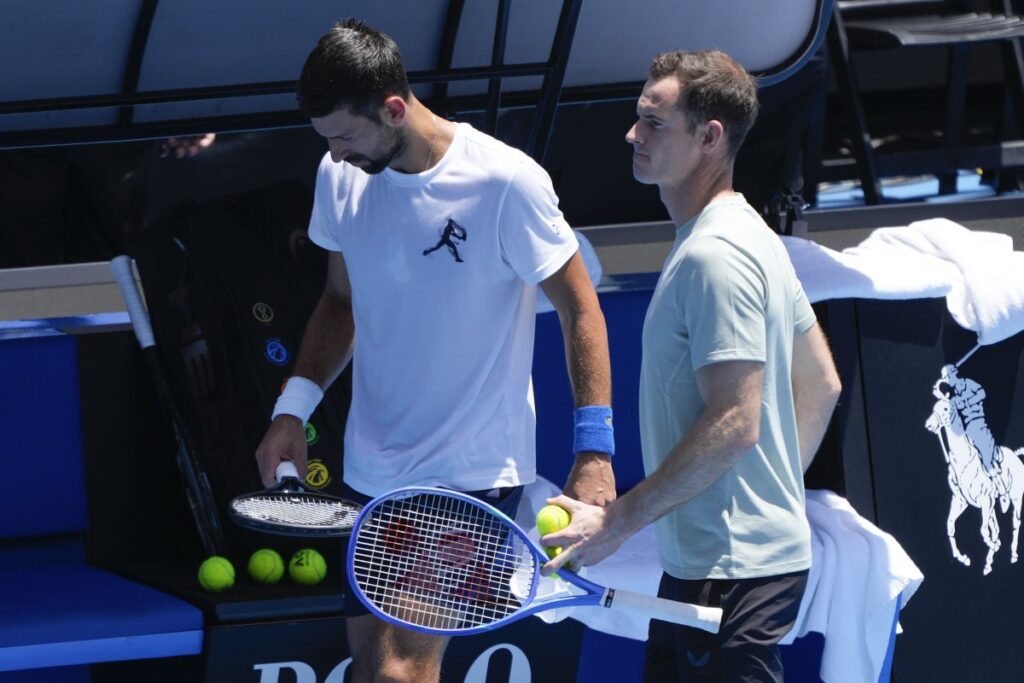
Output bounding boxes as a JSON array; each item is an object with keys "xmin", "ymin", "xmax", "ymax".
[
  {"xmin": 289, "ymin": 548, "xmax": 327, "ymax": 585},
  {"xmin": 536, "ymin": 504, "xmax": 571, "ymax": 559},
  {"xmin": 198, "ymin": 555, "xmax": 235, "ymax": 593},
  {"xmin": 248, "ymin": 548, "xmax": 285, "ymax": 585}
]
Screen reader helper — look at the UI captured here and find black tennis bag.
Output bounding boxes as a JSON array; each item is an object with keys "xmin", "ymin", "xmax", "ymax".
[{"xmin": 134, "ymin": 180, "xmax": 351, "ymax": 552}]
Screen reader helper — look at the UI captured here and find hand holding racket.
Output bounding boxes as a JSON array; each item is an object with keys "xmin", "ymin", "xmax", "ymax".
[
  {"xmin": 346, "ymin": 487, "xmax": 723, "ymax": 636},
  {"xmin": 229, "ymin": 461, "xmax": 362, "ymax": 537}
]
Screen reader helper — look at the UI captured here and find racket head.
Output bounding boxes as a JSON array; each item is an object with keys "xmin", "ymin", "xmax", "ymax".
[
  {"xmin": 347, "ymin": 487, "xmax": 547, "ymax": 636},
  {"xmin": 228, "ymin": 479, "xmax": 362, "ymax": 538}
]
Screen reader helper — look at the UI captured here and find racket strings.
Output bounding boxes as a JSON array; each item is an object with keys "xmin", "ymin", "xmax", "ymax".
[
  {"xmin": 232, "ymin": 494, "xmax": 360, "ymax": 529},
  {"xmin": 352, "ymin": 493, "xmax": 536, "ymax": 631}
]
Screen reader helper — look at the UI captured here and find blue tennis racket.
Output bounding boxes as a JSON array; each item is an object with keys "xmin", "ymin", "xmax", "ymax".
[{"xmin": 346, "ymin": 487, "xmax": 723, "ymax": 636}]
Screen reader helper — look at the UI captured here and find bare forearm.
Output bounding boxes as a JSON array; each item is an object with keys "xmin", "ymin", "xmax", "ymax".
[
  {"xmin": 559, "ymin": 292, "xmax": 615, "ymax": 503},
  {"xmin": 790, "ymin": 323, "xmax": 842, "ymax": 473},
  {"xmin": 613, "ymin": 406, "xmax": 755, "ymax": 535},
  {"xmin": 794, "ymin": 387, "xmax": 840, "ymax": 472},
  {"xmin": 292, "ymin": 290, "xmax": 355, "ymax": 389},
  {"xmin": 560, "ymin": 304, "xmax": 612, "ymax": 408}
]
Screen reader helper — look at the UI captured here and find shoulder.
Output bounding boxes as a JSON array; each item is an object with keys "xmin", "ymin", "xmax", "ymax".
[
  {"xmin": 457, "ymin": 124, "xmax": 535, "ymax": 182},
  {"xmin": 459, "ymin": 123, "xmax": 531, "ymax": 163},
  {"xmin": 681, "ymin": 233, "xmax": 744, "ymax": 269}
]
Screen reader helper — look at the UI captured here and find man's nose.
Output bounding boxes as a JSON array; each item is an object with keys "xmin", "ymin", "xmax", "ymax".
[{"xmin": 626, "ymin": 123, "xmax": 640, "ymax": 145}]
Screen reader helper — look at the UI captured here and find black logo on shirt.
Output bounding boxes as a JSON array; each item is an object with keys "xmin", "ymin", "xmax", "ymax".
[{"xmin": 423, "ymin": 218, "xmax": 467, "ymax": 263}]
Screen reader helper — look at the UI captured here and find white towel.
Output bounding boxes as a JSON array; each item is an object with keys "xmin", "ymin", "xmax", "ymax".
[
  {"xmin": 515, "ymin": 477, "xmax": 661, "ymax": 639},
  {"xmin": 783, "ymin": 218, "xmax": 1024, "ymax": 345},
  {"xmin": 518, "ymin": 480, "xmax": 923, "ymax": 683},
  {"xmin": 779, "ymin": 490, "xmax": 924, "ymax": 683}
]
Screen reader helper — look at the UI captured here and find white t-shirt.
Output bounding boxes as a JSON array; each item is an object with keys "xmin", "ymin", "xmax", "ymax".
[{"xmin": 308, "ymin": 122, "xmax": 578, "ymax": 496}]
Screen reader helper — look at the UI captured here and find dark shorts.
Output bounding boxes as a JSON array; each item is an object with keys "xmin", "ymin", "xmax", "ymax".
[
  {"xmin": 340, "ymin": 482, "xmax": 525, "ymax": 617},
  {"xmin": 644, "ymin": 569, "xmax": 808, "ymax": 683}
]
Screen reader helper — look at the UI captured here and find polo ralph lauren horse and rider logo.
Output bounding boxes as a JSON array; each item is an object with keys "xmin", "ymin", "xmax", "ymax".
[
  {"xmin": 924, "ymin": 345, "xmax": 1024, "ymax": 576},
  {"xmin": 423, "ymin": 218, "xmax": 467, "ymax": 263}
]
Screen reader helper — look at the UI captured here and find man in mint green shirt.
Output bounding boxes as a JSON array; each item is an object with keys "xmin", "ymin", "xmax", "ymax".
[{"xmin": 542, "ymin": 50, "xmax": 842, "ymax": 682}]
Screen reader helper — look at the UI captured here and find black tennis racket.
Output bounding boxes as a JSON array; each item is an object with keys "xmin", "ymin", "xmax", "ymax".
[
  {"xmin": 229, "ymin": 461, "xmax": 362, "ymax": 537},
  {"xmin": 346, "ymin": 487, "xmax": 723, "ymax": 636},
  {"xmin": 110, "ymin": 255, "xmax": 227, "ymax": 556}
]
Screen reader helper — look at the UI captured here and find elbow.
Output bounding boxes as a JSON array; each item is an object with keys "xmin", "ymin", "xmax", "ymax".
[
  {"xmin": 826, "ymin": 371, "xmax": 843, "ymax": 407},
  {"xmin": 738, "ymin": 427, "xmax": 760, "ymax": 454},
  {"xmin": 735, "ymin": 413, "xmax": 761, "ymax": 453}
]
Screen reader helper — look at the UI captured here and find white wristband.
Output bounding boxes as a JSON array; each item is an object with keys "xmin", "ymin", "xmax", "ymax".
[{"xmin": 271, "ymin": 376, "xmax": 324, "ymax": 424}]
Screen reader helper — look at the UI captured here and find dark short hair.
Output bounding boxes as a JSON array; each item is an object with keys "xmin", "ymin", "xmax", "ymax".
[
  {"xmin": 649, "ymin": 50, "xmax": 759, "ymax": 159},
  {"xmin": 297, "ymin": 18, "xmax": 412, "ymax": 119}
]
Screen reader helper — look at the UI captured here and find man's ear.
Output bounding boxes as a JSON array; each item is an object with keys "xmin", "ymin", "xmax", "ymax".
[
  {"xmin": 381, "ymin": 96, "xmax": 408, "ymax": 128},
  {"xmin": 702, "ymin": 120, "xmax": 726, "ymax": 152}
]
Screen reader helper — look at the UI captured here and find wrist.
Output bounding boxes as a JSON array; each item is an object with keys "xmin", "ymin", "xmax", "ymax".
[
  {"xmin": 608, "ymin": 494, "xmax": 643, "ymax": 538},
  {"xmin": 271, "ymin": 376, "xmax": 324, "ymax": 423},
  {"xmin": 573, "ymin": 406, "xmax": 614, "ymax": 457}
]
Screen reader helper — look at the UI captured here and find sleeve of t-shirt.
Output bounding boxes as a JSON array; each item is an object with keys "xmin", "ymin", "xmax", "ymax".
[
  {"xmin": 678, "ymin": 238, "xmax": 768, "ymax": 370},
  {"xmin": 792, "ymin": 277, "xmax": 817, "ymax": 334},
  {"xmin": 497, "ymin": 159, "xmax": 579, "ymax": 284},
  {"xmin": 307, "ymin": 153, "xmax": 344, "ymax": 253}
]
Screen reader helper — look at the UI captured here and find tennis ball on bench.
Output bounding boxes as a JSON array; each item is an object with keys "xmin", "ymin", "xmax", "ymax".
[
  {"xmin": 248, "ymin": 548, "xmax": 285, "ymax": 585},
  {"xmin": 198, "ymin": 555, "xmax": 235, "ymax": 593},
  {"xmin": 536, "ymin": 504, "xmax": 571, "ymax": 560},
  {"xmin": 289, "ymin": 548, "xmax": 328, "ymax": 585}
]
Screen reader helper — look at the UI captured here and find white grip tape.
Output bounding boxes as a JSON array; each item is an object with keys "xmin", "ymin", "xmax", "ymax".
[
  {"xmin": 276, "ymin": 460, "xmax": 300, "ymax": 482},
  {"xmin": 271, "ymin": 376, "xmax": 324, "ymax": 423},
  {"xmin": 110, "ymin": 255, "xmax": 156, "ymax": 349},
  {"xmin": 606, "ymin": 588, "xmax": 723, "ymax": 634}
]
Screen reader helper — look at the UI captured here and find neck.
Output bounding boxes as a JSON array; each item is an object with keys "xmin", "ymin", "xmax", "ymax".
[
  {"xmin": 390, "ymin": 98, "xmax": 453, "ymax": 174},
  {"xmin": 659, "ymin": 162, "xmax": 736, "ymax": 227}
]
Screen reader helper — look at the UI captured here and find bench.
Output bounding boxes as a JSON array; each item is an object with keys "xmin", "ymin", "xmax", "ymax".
[{"xmin": 0, "ymin": 328, "xmax": 203, "ymax": 673}]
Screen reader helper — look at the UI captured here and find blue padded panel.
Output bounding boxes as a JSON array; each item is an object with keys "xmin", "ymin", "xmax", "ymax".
[
  {"xmin": 0, "ymin": 332, "xmax": 87, "ymax": 539},
  {"xmin": 533, "ymin": 289, "xmax": 652, "ymax": 492},
  {"xmin": 0, "ymin": 536, "xmax": 84, "ymax": 567},
  {"xmin": 0, "ymin": 555, "xmax": 203, "ymax": 671}
]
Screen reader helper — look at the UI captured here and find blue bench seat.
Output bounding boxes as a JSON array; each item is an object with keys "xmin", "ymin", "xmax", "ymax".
[
  {"xmin": 0, "ymin": 330, "xmax": 205, "ymax": 672},
  {"xmin": 0, "ymin": 539, "xmax": 203, "ymax": 671}
]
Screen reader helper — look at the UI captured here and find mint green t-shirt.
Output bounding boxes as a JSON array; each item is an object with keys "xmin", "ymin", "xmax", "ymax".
[{"xmin": 639, "ymin": 194, "xmax": 815, "ymax": 580}]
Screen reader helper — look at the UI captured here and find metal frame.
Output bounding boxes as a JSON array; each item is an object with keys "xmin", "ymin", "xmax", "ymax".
[
  {"xmin": 826, "ymin": 0, "xmax": 1024, "ymax": 203},
  {"xmin": 0, "ymin": 0, "xmax": 584, "ymax": 165},
  {"xmin": 0, "ymin": 0, "xmax": 837, "ymax": 163},
  {"xmin": 119, "ymin": 0, "xmax": 160, "ymax": 129}
]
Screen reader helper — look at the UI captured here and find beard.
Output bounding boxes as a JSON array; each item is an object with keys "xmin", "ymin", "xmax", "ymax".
[{"xmin": 347, "ymin": 128, "xmax": 407, "ymax": 175}]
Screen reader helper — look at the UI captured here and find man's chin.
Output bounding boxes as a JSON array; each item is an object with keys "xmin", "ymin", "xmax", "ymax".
[
  {"xmin": 631, "ymin": 169, "xmax": 657, "ymax": 185},
  {"xmin": 349, "ymin": 158, "xmax": 388, "ymax": 175}
]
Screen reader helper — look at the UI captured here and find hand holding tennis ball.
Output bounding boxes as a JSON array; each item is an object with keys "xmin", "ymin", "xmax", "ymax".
[
  {"xmin": 289, "ymin": 548, "xmax": 328, "ymax": 585},
  {"xmin": 198, "ymin": 555, "xmax": 235, "ymax": 593},
  {"xmin": 536, "ymin": 504, "xmax": 571, "ymax": 560}
]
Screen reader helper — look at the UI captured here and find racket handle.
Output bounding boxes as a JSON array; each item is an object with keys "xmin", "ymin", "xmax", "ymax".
[
  {"xmin": 110, "ymin": 255, "xmax": 156, "ymax": 350},
  {"xmin": 604, "ymin": 588, "xmax": 723, "ymax": 634},
  {"xmin": 276, "ymin": 460, "xmax": 300, "ymax": 482}
]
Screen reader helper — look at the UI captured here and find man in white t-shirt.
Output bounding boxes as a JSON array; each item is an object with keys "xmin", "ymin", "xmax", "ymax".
[
  {"xmin": 540, "ymin": 51, "xmax": 842, "ymax": 682},
  {"xmin": 253, "ymin": 18, "xmax": 616, "ymax": 683}
]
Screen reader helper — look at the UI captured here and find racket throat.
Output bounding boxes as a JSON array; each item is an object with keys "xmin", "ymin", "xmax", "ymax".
[{"xmin": 601, "ymin": 588, "xmax": 615, "ymax": 608}]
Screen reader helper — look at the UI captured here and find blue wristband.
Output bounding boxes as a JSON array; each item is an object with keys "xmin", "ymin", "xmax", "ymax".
[{"xmin": 573, "ymin": 406, "xmax": 614, "ymax": 456}]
